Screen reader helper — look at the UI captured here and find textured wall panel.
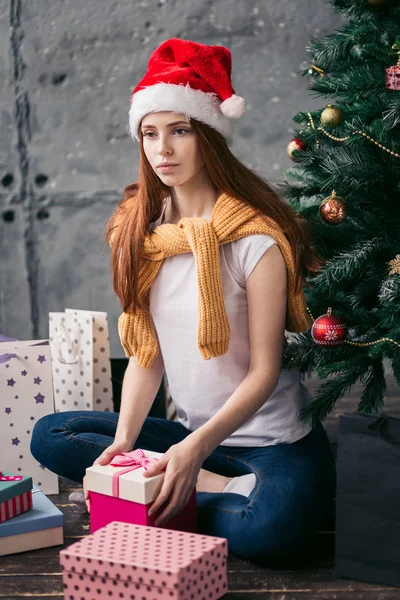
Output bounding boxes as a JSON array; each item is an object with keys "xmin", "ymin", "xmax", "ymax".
[
  {"xmin": 18, "ymin": 0, "xmax": 342, "ymax": 192},
  {"xmin": 35, "ymin": 195, "xmax": 123, "ymax": 356},
  {"xmin": 0, "ymin": 205, "xmax": 32, "ymax": 337},
  {"xmin": 0, "ymin": 3, "xmax": 31, "ymax": 338},
  {"xmin": 1, "ymin": 0, "xmax": 342, "ymax": 356},
  {"xmin": 0, "ymin": 2, "xmax": 18, "ymax": 196}
]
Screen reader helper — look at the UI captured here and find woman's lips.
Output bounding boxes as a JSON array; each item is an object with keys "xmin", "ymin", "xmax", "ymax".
[{"xmin": 157, "ymin": 164, "xmax": 178, "ymax": 172}]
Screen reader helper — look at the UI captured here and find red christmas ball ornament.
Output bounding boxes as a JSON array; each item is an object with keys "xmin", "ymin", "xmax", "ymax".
[
  {"xmin": 287, "ymin": 137, "xmax": 305, "ymax": 161},
  {"xmin": 319, "ymin": 190, "xmax": 347, "ymax": 225},
  {"xmin": 311, "ymin": 307, "xmax": 347, "ymax": 347}
]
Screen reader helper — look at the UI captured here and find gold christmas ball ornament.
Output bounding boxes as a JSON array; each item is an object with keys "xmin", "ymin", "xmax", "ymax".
[
  {"xmin": 319, "ymin": 190, "xmax": 347, "ymax": 225},
  {"xmin": 320, "ymin": 103, "xmax": 345, "ymax": 128}
]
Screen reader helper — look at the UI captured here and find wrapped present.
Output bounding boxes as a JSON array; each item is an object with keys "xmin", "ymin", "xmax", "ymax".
[
  {"xmin": 86, "ymin": 449, "xmax": 197, "ymax": 534},
  {"xmin": 0, "ymin": 485, "xmax": 64, "ymax": 556},
  {"xmin": 0, "ymin": 472, "xmax": 33, "ymax": 523},
  {"xmin": 60, "ymin": 520, "xmax": 228, "ymax": 600}
]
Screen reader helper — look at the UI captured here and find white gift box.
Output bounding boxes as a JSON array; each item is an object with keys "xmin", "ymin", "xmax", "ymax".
[{"xmin": 85, "ymin": 449, "xmax": 164, "ymax": 504}]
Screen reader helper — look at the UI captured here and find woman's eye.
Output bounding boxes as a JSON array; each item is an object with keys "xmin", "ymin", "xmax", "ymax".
[{"xmin": 143, "ymin": 129, "xmax": 189, "ymax": 137}]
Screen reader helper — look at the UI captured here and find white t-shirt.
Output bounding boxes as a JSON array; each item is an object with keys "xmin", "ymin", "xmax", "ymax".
[{"xmin": 148, "ymin": 198, "xmax": 312, "ymax": 446}]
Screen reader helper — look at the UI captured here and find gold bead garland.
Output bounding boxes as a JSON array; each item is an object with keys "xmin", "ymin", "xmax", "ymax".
[
  {"xmin": 306, "ymin": 112, "xmax": 400, "ymax": 159},
  {"xmin": 305, "ymin": 306, "xmax": 400, "ymax": 349},
  {"xmin": 307, "ymin": 112, "xmax": 321, "ymax": 149},
  {"xmin": 308, "ymin": 64, "xmax": 325, "ymax": 77}
]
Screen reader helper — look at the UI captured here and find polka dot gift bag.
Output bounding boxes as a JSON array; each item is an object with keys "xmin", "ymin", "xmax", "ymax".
[
  {"xmin": 59, "ymin": 520, "xmax": 229, "ymax": 600},
  {"xmin": 49, "ymin": 309, "xmax": 113, "ymax": 413},
  {"xmin": 0, "ymin": 339, "xmax": 59, "ymax": 494}
]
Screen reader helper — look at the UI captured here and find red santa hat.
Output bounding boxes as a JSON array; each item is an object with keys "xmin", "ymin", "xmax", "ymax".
[{"xmin": 129, "ymin": 38, "xmax": 246, "ymax": 144}]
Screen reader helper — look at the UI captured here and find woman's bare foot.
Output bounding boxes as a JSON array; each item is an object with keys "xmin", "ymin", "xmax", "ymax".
[{"xmin": 196, "ymin": 468, "xmax": 232, "ymax": 493}]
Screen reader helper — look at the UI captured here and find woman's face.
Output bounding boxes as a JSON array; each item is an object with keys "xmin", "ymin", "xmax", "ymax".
[{"xmin": 140, "ymin": 111, "xmax": 205, "ymax": 186}]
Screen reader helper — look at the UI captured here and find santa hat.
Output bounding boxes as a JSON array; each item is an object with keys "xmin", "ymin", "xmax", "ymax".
[{"xmin": 129, "ymin": 38, "xmax": 246, "ymax": 144}]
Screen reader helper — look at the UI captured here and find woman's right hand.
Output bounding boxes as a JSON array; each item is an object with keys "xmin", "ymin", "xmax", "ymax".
[{"xmin": 83, "ymin": 438, "xmax": 134, "ymax": 513}]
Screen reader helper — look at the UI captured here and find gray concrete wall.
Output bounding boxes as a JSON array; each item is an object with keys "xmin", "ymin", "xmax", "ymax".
[{"xmin": 0, "ymin": 0, "xmax": 342, "ymax": 357}]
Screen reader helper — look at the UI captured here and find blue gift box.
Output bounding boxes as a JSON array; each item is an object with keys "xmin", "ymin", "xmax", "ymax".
[
  {"xmin": 0, "ymin": 473, "xmax": 32, "ymax": 505},
  {"xmin": 0, "ymin": 485, "xmax": 63, "ymax": 537},
  {"xmin": 0, "ymin": 485, "xmax": 64, "ymax": 555}
]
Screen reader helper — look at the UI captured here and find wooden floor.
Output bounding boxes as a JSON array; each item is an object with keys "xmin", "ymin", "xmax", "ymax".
[{"xmin": 1, "ymin": 372, "xmax": 400, "ymax": 600}]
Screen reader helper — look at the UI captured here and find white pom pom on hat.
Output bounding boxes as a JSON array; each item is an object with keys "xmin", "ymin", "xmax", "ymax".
[
  {"xmin": 220, "ymin": 94, "xmax": 246, "ymax": 119},
  {"xmin": 129, "ymin": 38, "xmax": 246, "ymax": 145}
]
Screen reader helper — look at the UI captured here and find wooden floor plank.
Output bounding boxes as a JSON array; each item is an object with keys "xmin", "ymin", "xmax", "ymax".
[
  {"xmin": 0, "ymin": 568, "xmax": 395, "ymax": 596},
  {"xmin": 0, "ymin": 589, "xmax": 399, "ymax": 600},
  {"xmin": 224, "ymin": 593, "xmax": 400, "ymax": 599}
]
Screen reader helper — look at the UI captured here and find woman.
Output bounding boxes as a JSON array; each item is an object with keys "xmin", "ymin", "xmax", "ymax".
[{"xmin": 30, "ymin": 38, "xmax": 336, "ymax": 561}]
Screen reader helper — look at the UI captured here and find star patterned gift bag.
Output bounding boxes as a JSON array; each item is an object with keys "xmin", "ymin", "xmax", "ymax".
[
  {"xmin": 49, "ymin": 309, "xmax": 113, "ymax": 413},
  {"xmin": 0, "ymin": 339, "xmax": 59, "ymax": 494}
]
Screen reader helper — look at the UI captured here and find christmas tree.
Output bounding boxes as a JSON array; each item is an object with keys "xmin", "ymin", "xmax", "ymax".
[{"xmin": 280, "ymin": 0, "xmax": 400, "ymax": 426}]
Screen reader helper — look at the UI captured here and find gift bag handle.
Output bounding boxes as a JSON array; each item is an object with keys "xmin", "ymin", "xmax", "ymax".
[
  {"xmin": 367, "ymin": 414, "xmax": 400, "ymax": 445},
  {"xmin": 0, "ymin": 352, "xmax": 17, "ymax": 364},
  {"xmin": 53, "ymin": 321, "xmax": 81, "ymax": 365}
]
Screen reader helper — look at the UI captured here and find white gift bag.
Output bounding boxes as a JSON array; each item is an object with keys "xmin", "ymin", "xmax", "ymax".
[
  {"xmin": 0, "ymin": 339, "xmax": 59, "ymax": 494},
  {"xmin": 49, "ymin": 309, "xmax": 113, "ymax": 413}
]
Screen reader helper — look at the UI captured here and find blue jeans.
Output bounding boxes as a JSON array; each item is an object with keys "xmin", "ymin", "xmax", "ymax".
[{"xmin": 30, "ymin": 411, "xmax": 336, "ymax": 561}]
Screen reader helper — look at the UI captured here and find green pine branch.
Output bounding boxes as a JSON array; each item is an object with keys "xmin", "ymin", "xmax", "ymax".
[
  {"xmin": 299, "ymin": 365, "xmax": 369, "ymax": 427},
  {"xmin": 309, "ymin": 64, "xmax": 387, "ymax": 99},
  {"xmin": 356, "ymin": 360, "xmax": 387, "ymax": 414},
  {"xmin": 330, "ymin": 0, "xmax": 400, "ymax": 22}
]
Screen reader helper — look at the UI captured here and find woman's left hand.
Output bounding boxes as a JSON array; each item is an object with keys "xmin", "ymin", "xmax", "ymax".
[{"xmin": 143, "ymin": 437, "xmax": 205, "ymax": 526}]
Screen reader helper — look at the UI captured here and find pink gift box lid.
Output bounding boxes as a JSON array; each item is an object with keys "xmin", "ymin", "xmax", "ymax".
[
  {"xmin": 59, "ymin": 521, "xmax": 228, "ymax": 592},
  {"xmin": 86, "ymin": 449, "xmax": 165, "ymax": 504}
]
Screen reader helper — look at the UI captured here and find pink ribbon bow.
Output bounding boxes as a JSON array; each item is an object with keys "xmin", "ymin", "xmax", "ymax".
[
  {"xmin": 0, "ymin": 471, "xmax": 23, "ymax": 482},
  {"xmin": 109, "ymin": 449, "xmax": 159, "ymax": 498}
]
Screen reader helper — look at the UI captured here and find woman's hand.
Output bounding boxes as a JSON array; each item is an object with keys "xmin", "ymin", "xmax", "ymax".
[
  {"xmin": 143, "ymin": 437, "xmax": 205, "ymax": 527},
  {"xmin": 94, "ymin": 438, "xmax": 134, "ymax": 467},
  {"xmin": 83, "ymin": 438, "xmax": 134, "ymax": 513}
]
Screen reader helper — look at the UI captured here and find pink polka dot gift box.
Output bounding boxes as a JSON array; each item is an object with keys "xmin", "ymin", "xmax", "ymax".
[
  {"xmin": 59, "ymin": 520, "xmax": 228, "ymax": 600},
  {"xmin": 86, "ymin": 449, "xmax": 197, "ymax": 535}
]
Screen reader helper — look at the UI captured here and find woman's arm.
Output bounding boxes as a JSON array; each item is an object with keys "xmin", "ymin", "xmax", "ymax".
[
  {"xmin": 188, "ymin": 243, "xmax": 288, "ymax": 457},
  {"xmin": 114, "ymin": 349, "xmax": 165, "ymax": 447},
  {"xmin": 82, "ymin": 343, "xmax": 164, "ymax": 511}
]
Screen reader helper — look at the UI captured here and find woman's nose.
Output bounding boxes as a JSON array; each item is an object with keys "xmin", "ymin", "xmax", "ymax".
[{"xmin": 157, "ymin": 135, "xmax": 172, "ymax": 155}]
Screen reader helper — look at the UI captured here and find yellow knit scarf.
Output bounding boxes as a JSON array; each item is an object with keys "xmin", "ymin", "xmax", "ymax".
[{"xmin": 117, "ymin": 192, "xmax": 313, "ymax": 368}]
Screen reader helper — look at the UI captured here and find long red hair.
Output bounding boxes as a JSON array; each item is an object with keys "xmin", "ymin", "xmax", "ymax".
[{"xmin": 105, "ymin": 118, "xmax": 323, "ymax": 314}]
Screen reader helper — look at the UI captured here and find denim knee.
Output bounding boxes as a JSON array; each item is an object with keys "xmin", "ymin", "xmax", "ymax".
[
  {"xmin": 30, "ymin": 413, "xmax": 57, "ymax": 465},
  {"xmin": 234, "ymin": 510, "xmax": 309, "ymax": 561}
]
